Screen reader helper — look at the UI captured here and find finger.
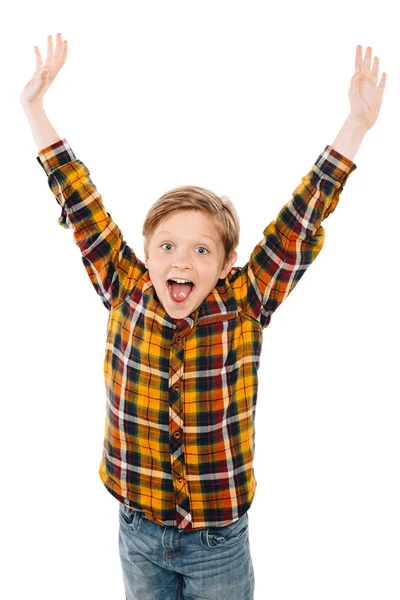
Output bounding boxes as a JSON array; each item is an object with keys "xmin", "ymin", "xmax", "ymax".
[
  {"xmin": 34, "ymin": 45, "xmax": 43, "ymax": 72},
  {"xmin": 54, "ymin": 32, "xmax": 62, "ymax": 59},
  {"xmin": 54, "ymin": 36, "xmax": 68, "ymax": 68},
  {"xmin": 355, "ymin": 44, "xmax": 362, "ymax": 72},
  {"xmin": 371, "ymin": 56, "xmax": 379, "ymax": 85},
  {"xmin": 378, "ymin": 72, "xmax": 387, "ymax": 93},
  {"xmin": 60, "ymin": 39, "xmax": 68, "ymax": 62},
  {"xmin": 363, "ymin": 46, "xmax": 372, "ymax": 72},
  {"xmin": 45, "ymin": 34, "xmax": 54, "ymax": 67}
]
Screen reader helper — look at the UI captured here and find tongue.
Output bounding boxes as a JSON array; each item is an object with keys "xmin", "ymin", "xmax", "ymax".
[{"xmin": 170, "ymin": 282, "xmax": 193, "ymax": 303}]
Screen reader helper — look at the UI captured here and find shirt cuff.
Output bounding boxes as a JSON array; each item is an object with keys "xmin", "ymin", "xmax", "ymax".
[
  {"xmin": 36, "ymin": 139, "xmax": 77, "ymax": 176},
  {"xmin": 313, "ymin": 145, "xmax": 357, "ymax": 184}
]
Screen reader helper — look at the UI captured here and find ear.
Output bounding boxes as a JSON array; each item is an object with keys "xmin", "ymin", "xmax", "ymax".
[
  {"xmin": 144, "ymin": 243, "xmax": 148, "ymax": 269},
  {"xmin": 219, "ymin": 251, "xmax": 237, "ymax": 280}
]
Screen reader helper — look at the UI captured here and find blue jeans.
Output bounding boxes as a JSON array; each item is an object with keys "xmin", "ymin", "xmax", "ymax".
[{"xmin": 118, "ymin": 503, "xmax": 255, "ymax": 599}]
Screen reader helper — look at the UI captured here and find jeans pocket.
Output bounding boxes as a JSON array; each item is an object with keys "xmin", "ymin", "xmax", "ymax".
[
  {"xmin": 201, "ymin": 512, "xmax": 249, "ymax": 549},
  {"xmin": 119, "ymin": 503, "xmax": 143, "ymax": 532}
]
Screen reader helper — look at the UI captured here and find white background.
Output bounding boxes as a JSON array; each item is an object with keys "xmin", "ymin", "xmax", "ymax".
[{"xmin": 1, "ymin": 1, "xmax": 399, "ymax": 598}]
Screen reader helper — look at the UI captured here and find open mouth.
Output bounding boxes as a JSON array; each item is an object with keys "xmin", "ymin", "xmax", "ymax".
[{"xmin": 167, "ymin": 279, "xmax": 196, "ymax": 304}]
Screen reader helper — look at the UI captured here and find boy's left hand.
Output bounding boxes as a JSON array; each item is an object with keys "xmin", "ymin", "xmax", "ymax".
[{"xmin": 348, "ymin": 45, "xmax": 387, "ymax": 131}]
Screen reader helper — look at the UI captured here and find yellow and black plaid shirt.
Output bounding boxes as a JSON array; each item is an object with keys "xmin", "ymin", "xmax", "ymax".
[{"xmin": 37, "ymin": 140, "xmax": 356, "ymax": 531}]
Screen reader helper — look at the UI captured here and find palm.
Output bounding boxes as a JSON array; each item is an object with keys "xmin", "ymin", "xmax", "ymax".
[
  {"xmin": 348, "ymin": 45, "xmax": 387, "ymax": 130},
  {"xmin": 20, "ymin": 33, "xmax": 68, "ymax": 105}
]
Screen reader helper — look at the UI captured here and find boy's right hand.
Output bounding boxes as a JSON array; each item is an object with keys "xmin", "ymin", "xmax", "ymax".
[{"xmin": 20, "ymin": 33, "xmax": 68, "ymax": 106}]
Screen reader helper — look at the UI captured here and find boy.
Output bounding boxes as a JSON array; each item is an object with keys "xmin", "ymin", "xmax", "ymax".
[{"xmin": 21, "ymin": 34, "xmax": 386, "ymax": 600}]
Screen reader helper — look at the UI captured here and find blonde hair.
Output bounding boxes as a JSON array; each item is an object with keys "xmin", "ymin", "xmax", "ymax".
[{"xmin": 142, "ymin": 185, "xmax": 240, "ymax": 265}]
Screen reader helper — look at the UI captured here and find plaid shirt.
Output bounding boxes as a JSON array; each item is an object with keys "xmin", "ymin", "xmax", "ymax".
[{"xmin": 37, "ymin": 139, "xmax": 356, "ymax": 531}]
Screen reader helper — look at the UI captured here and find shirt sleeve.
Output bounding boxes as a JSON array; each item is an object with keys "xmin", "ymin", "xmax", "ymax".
[
  {"xmin": 230, "ymin": 145, "xmax": 357, "ymax": 329},
  {"xmin": 37, "ymin": 139, "xmax": 146, "ymax": 311}
]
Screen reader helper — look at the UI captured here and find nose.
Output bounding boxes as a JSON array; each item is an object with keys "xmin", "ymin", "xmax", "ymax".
[{"xmin": 171, "ymin": 249, "xmax": 192, "ymax": 271}]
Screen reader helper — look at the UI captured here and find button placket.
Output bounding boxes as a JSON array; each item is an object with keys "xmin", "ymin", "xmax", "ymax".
[{"xmin": 168, "ymin": 319, "xmax": 193, "ymax": 530}]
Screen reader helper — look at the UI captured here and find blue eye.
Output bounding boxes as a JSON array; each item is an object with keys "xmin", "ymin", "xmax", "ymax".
[{"xmin": 161, "ymin": 243, "xmax": 208, "ymax": 254}]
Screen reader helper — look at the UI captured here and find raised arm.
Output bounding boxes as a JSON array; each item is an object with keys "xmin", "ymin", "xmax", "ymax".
[
  {"xmin": 20, "ymin": 34, "xmax": 66, "ymax": 150},
  {"xmin": 230, "ymin": 146, "xmax": 356, "ymax": 328},
  {"xmin": 331, "ymin": 45, "xmax": 386, "ymax": 160},
  {"xmin": 230, "ymin": 45, "xmax": 386, "ymax": 328},
  {"xmin": 21, "ymin": 34, "xmax": 146, "ymax": 310}
]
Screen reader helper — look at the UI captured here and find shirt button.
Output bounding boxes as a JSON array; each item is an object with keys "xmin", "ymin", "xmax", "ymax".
[
  {"xmin": 175, "ymin": 336, "xmax": 182, "ymax": 344},
  {"xmin": 178, "ymin": 476, "xmax": 183, "ymax": 483},
  {"xmin": 173, "ymin": 430, "xmax": 181, "ymax": 439},
  {"xmin": 174, "ymin": 384, "xmax": 180, "ymax": 391}
]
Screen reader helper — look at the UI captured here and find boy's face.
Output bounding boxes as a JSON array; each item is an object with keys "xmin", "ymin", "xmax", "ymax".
[{"xmin": 144, "ymin": 209, "xmax": 237, "ymax": 319}]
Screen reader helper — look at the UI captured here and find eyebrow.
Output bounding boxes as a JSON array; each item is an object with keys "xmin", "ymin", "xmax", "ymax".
[{"xmin": 155, "ymin": 230, "xmax": 216, "ymax": 242}]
